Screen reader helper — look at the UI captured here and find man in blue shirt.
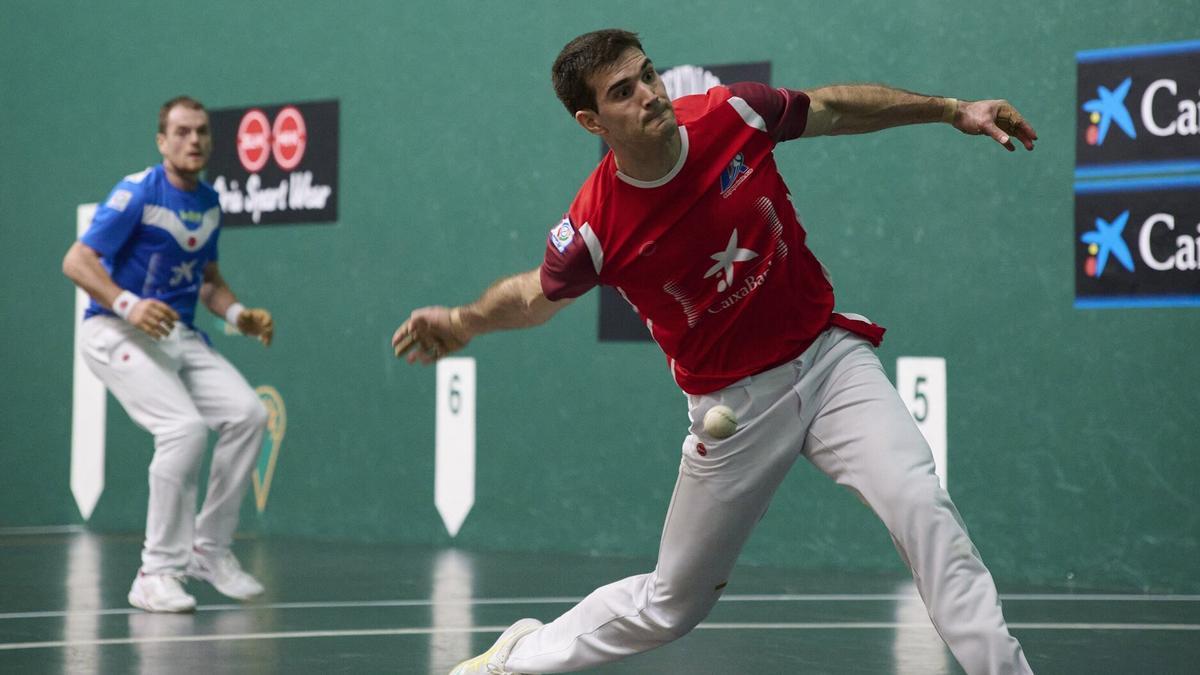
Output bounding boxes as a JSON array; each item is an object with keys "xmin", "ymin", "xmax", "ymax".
[{"xmin": 63, "ymin": 96, "xmax": 275, "ymax": 613}]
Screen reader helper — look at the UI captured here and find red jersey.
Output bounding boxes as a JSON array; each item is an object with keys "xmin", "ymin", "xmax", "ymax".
[{"xmin": 540, "ymin": 82, "xmax": 884, "ymax": 394}]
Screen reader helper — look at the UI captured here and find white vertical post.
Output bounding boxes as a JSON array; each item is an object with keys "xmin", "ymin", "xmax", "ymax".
[
  {"xmin": 71, "ymin": 203, "xmax": 106, "ymax": 520},
  {"xmin": 896, "ymin": 356, "xmax": 947, "ymax": 489},
  {"xmin": 435, "ymin": 357, "xmax": 476, "ymax": 537}
]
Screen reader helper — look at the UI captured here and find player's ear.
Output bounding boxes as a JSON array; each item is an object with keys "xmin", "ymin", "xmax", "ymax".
[
  {"xmin": 575, "ymin": 109, "xmax": 606, "ymax": 137},
  {"xmin": 155, "ymin": 132, "xmax": 168, "ymax": 154}
]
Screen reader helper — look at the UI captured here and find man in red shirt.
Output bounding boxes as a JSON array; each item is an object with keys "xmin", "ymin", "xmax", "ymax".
[{"xmin": 396, "ymin": 29, "xmax": 1037, "ymax": 675}]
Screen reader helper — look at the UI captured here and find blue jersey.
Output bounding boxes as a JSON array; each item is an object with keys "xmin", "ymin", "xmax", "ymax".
[{"xmin": 81, "ymin": 164, "xmax": 222, "ymax": 327}]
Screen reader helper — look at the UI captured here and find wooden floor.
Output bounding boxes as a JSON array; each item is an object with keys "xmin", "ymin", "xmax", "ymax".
[{"xmin": 1, "ymin": 528, "xmax": 1196, "ymax": 674}]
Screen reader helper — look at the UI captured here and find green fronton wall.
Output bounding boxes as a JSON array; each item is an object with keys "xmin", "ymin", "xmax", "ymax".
[{"xmin": 2, "ymin": 0, "xmax": 1197, "ymax": 593}]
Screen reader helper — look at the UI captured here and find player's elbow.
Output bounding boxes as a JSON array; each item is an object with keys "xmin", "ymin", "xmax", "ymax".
[
  {"xmin": 801, "ymin": 89, "xmax": 839, "ymax": 137},
  {"xmin": 517, "ymin": 270, "xmax": 562, "ymax": 327},
  {"xmin": 62, "ymin": 242, "xmax": 86, "ymax": 284},
  {"xmin": 197, "ymin": 282, "xmax": 215, "ymax": 308}
]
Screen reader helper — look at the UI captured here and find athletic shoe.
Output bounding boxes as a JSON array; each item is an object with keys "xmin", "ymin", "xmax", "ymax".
[
  {"xmin": 186, "ymin": 547, "xmax": 264, "ymax": 600},
  {"xmin": 449, "ymin": 618, "xmax": 543, "ymax": 675},
  {"xmin": 127, "ymin": 571, "xmax": 196, "ymax": 613}
]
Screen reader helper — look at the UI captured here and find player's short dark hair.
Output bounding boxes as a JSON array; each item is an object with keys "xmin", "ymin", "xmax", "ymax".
[
  {"xmin": 552, "ymin": 29, "xmax": 644, "ymax": 114},
  {"xmin": 158, "ymin": 96, "xmax": 206, "ymax": 133}
]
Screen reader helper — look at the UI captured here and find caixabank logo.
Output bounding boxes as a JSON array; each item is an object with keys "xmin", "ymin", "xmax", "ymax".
[
  {"xmin": 1076, "ymin": 40, "xmax": 1200, "ymax": 178},
  {"xmin": 1074, "ymin": 176, "xmax": 1200, "ymax": 308},
  {"xmin": 206, "ymin": 100, "xmax": 339, "ymax": 225}
]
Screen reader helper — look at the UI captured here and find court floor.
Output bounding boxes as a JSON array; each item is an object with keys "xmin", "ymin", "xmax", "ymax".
[{"xmin": 1, "ymin": 528, "xmax": 1196, "ymax": 674}]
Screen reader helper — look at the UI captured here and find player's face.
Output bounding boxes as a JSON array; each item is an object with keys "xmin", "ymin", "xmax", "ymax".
[
  {"xmin": 581, "ymin": 47, "xmax": 677, "ymax": 145},
  {"xmin": 157, "ymin": 106, "xmax": 212, "ymax": 177}
]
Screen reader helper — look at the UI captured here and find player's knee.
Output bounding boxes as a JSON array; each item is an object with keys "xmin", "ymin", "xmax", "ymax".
[
  {"xmin": 149, "ymin": 418, "xmax": 208, "ymax": 481},
  {"xmin": 158, "ymin": 416, "xmax": 209, "ymax": 446},
  {"xmin": 229, "ymin": 397, "xmax": 268, "ymax": 431},
  {"xmin": 645, "ymin": 583, "xmax": 718, "ymax": 640},
  {"xmin": 649, "ymin": 602, "xmax": 710, "ymax": 640}
]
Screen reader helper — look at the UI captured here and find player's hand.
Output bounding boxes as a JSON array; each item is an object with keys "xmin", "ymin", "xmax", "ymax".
[
  {"xmin": 237, "ymin": 308, "xmax": 274, "ymax": 347},
  {"xmin": 127, "ymin": 299, "xmax": 179, "ymax": 339},
  {"xmin": 953, "ymin": 99, "xmax": 1037, "ymax": 152},
  {"xmin": 392, "ymin": 306, "xmax": 470, "ymax": 365}
]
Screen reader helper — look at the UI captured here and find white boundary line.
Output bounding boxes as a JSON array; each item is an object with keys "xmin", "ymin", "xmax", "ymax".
[
  {"xmin": 2, "ymin": 622, "xmax": 1198, "ymax": 652},
  {"xmin": 727, "ymin": 593, "xmax": 1200, "ymax": 602},
  {"xmin": 700, "ymin": 622, "xmax": 1200, "ymax": 631},
  {"xmin": 0, "ymin": 525, "xmax": 88, "ymax": 536},
  {"xmin": 4, "ymin": 593, "xmax": 1199, "ymax": 621},
  {"xmin": 0, "ymin": 626, "xmax": 508, "ymax": 652}
]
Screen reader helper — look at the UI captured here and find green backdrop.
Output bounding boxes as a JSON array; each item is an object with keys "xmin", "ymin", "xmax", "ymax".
[{"xmin": 2, "ymin": 0, "xmax": 1197, "ymax": 593}]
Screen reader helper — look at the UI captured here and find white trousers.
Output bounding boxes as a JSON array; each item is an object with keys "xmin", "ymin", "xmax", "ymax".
[
  {"xmin": 81, "ymin": 316, "xmax": 267, "ymax": 574},
  {"xmin": 508, "ymin": 326, "xmax": 1032, "ymax": 675}
]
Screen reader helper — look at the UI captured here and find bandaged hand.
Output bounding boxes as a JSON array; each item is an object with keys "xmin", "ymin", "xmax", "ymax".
[
  {"xmin": 126, "ymin": 298, "xmax": 179, "ymax": 339},
  {"xmin": 236, "ymin": 308, "xmax": 275, "ymax": 347}
]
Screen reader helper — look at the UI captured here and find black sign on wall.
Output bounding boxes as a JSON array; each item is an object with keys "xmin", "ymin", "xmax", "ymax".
[
  {"xmin": 1073, "ymin": 40, "xmax": 1200, "ymax": 310},
  {"xmin": 598, "ymin": 61, "xmax": 771, "ymax": 342},
  {"xmin": 1075, "ymin": 41, "xmax": 1200, "ymax": 179},
  {"xmin": 1074, "ymin": 177, "xmax": 1200, "ymax": 308},
  {"xmin": 206, "ymin": 100, "xmax": 339, "ymax": 226}
]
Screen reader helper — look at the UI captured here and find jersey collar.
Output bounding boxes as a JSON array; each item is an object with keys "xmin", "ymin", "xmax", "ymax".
[{"xmin": 615, "ymin": 126, "xmax": 689, "ymax": 189}]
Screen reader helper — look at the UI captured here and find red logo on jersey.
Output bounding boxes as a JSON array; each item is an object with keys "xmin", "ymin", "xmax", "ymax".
[
  {"xmin": 272, "ymin": 106, "xmax": 307, "ymax": 171},
  {"xmin": 696, "ymin": 442, "xmax": 708, "ymax": 456},
  {"xmin": 236, "ymin": 110, "xmax": 271, "ymax": 173}
]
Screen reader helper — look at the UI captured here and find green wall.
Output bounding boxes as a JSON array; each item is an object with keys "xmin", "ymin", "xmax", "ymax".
[{"xmin": 2, "ymin": 0, "xmax": 1197, "ymax": 593}]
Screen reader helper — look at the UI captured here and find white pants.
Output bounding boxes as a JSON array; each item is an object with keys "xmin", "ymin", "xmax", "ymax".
[
  {"xmin": 508, "ymin": 326, "xmax": 1032, "ymax": 675},
  {"xmin": 81, "ymin": 316, "xmax": 267, "ymax": 574}
]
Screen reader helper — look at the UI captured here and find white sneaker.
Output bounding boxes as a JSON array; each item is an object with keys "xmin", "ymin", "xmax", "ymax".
[
  {"xmin": 449, "ymin": 618, "xmax": 542, "ymax": 675},
  {"xmin": 186, "ymin": 547, "xmax": 264, "ymax": 600},
  {"xmin": 128, "ymin": 571, "xmax": 196, "ymax": 613}
]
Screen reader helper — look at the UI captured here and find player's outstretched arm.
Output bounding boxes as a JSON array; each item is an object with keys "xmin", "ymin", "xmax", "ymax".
[
  {"xmin": 801, "ymin": 84, "xmax": 1037, "ymax": 151},
  {"xmin": 63, "ymin": 240, "xmax": 179, "ymax": 339},
  {"xmin": 200, "ymin": 261, "xmax": 274, "ymax": 347},
  {"xmin": 392, "ymin": 268, "xmax": 572, "ymax": 365}
]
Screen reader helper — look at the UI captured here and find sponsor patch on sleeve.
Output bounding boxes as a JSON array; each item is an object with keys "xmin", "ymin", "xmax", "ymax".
[
  {"xmin": 106, "ymin": 189, "xmax": 133, "ymax": 212},
  {"xmin": 549, "ymin": 217, "xmax": 575, "ymax": 254}
]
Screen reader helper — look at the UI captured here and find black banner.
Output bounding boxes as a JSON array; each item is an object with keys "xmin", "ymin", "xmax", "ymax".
[
  {"xmin": 206, "ymin": 100, "xmax": 339, "ymax": 226},
  {"xmin": 599, "ymin": 61, "xmax": 771, "ymax": 341},
  {"xmin": 1076, "ymin": 41, "xmax": 1200, "ymax": 177},
  {"xmin": 1074, "ymin": 178, "xmax": 1200, "ymax": 308}
]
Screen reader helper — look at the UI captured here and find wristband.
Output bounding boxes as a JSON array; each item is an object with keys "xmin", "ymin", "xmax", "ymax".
[
  {"xmin": 941, "ymin": 97, "xmax": 959, "ymax": 124},
  {"xmin": 225, "ymin": 302, "xmax": 246, "ymax": 327},
  {"xmin": 112, "ymin": 290, "xmax": 141, "ymax": 320},
  {"xmin": 450, "ymin": 307, "xmax": 466, "ymax": 337}
]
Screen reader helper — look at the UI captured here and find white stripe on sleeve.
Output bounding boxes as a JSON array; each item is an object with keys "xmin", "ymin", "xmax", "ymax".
[
  {"xmin": 579, "ymin": 222, "xmax": 604, "ymax": 275},
  {"xmin": 728, "ymin": 96, "xmax": 767, "ymax": 133}
]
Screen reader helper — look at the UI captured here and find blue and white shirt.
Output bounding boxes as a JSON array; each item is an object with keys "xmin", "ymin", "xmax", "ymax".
[{"xmin": 81, "ymin": 164, "xmax": 222, "ymax": 328}]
